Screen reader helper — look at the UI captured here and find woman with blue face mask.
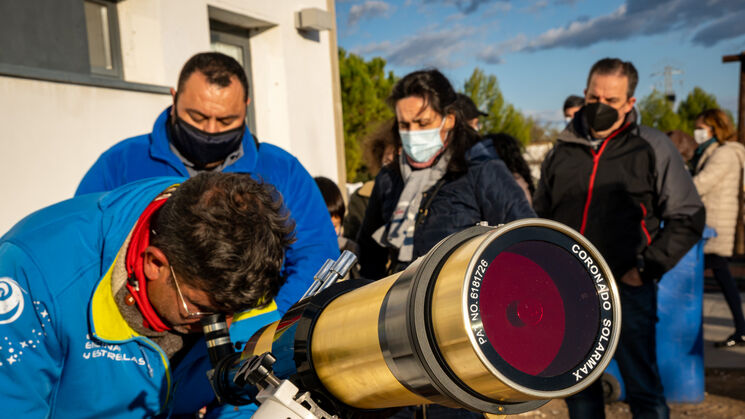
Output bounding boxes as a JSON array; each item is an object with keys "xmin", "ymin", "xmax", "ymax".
[
  {"xmin": 356, "ymin": 70, "xmax": 536, "ymax": 418},
  {"xmin": 691, "ymin": 109, "xmax": 745, "ymax": 348}
]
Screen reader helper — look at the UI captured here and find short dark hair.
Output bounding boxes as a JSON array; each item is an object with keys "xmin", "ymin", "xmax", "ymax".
[
  {"xmin": 314, "ymin": 176, "xmax": 345, "ymax": 222},
  {"xmin": 563, "ymin": 95, "xmax": 584, "ymax": 111},
  {"xmin": 388, "ymin": 69, "xmax": 481, "ymax": 173},
  {"xmin": 455, "ymin": 93, "xmax": 488, "ymax": 119},
  {"xmin": 587, "ymin": 58, "xmax": 638, "ymax": 99},
  {"xmin": 177, "ymin": 52, "xmax": 249, "ymax": 101},
  {"xmin": 666, "ymin": 130, "xmax": 697, "ymax": 162},
  {"xmin": 152, "ymin": 172, "xmax": 295, "ymax": 313},
  {"xmin": 363, "ymin": 119, "xmax": 398, "ymax": 176}
]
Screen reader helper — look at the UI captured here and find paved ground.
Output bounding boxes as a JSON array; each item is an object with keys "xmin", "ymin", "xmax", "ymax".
[
  {"xmin": 703, "ymin": 292, "xmax": 745, "ymax": 367},
  {"xmin": 510, "ymin": 291, "xmax": 745, "ymax": 419}
]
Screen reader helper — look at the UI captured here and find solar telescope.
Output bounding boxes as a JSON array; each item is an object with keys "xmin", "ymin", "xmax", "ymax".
[{"xmin": 203, "ymin": 219, "xmax": 621, "ymax": 417}]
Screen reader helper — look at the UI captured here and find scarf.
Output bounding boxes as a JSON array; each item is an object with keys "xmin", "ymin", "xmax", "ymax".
[
  {"xmin": 690, "ymin": 138, "xmax": 718, "ymax": 174},
  {"xmin": 125, "ymin": 197, "xmax": 170, "ymax": 332},
  {"xmin": 373, "ymin": 152, "xmax": 451, "ymax": 262}
]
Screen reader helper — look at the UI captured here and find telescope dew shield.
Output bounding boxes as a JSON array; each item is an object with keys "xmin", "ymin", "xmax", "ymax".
[{"xmin": 244, "ymin": 219, "xmax": 621, "ymax": 415}]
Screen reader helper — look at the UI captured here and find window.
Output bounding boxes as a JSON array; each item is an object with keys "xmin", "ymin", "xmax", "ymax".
[
  {"xmin": 84, "ymin": 0, "xmax": 122, "ymax": 77},
  {"xmin": 210, "ymin": 28, "xmax": 257, "ymax": 134},
  {"xmin": 0, "ymin": 0, "xmax": 168, "ymax": 93}
]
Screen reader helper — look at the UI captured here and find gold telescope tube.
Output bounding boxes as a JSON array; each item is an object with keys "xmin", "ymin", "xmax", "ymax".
[{"xmin": 243, "ymin": 219, "xmax": 621, "ymax": 415}]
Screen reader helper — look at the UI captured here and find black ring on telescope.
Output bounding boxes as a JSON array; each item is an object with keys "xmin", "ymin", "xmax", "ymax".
[
  {"xmin": 379, "ymin": 226, "xmax": 550, "ymax": 414},
  {"xmin": 378, "ymin": 257, "xmax": 451, "ymax": 404},
  {"xmin": 292, "ymin": 278, "xmax": 378, "ymax": 415}
]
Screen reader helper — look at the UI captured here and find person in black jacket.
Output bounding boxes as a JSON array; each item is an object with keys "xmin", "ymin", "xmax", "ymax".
[
  {"xmin": 534, "ymin": 58, "xmax": 705, "ymax": 419},
  {"xmin": 357, "ymin": 68, "xmax": 535, "ymax": 419}
]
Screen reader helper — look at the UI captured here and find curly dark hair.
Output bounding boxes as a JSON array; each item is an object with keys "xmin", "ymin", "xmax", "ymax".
[
  {"xmin": 151, "ymin": 172, "xmax": 295, "ymax": 313},
  {"xmin": 484, "ymin": 133, "xmax": 535, "ymax": 196},
  {"xmin": 177, "ymin": 52, "xmax": 249, "ymax": 101},
  {"xmin": 388, "ymin": 69, "xmax": 481, "ymax": 173}
]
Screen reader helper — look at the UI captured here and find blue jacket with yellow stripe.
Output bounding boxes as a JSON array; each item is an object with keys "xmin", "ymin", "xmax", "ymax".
[{"xmin": 0, "ymin": 177, "xmax": 278, "ymax": 417}]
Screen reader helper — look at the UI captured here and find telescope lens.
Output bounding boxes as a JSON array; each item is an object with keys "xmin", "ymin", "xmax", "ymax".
[{"xmin": 480, "ymin": 240, "xmax": 599, "ymax": 378}]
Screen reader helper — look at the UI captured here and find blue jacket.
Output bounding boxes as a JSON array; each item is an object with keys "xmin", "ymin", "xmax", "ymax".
[
  {"xmin": 358, "ymin": 140, "xmax": 537, "ymax": 279},
  {"xmin": 0, "ymin": 177, "xmax": 277, "ymax": 417},
  {"xmin": 76, "ymin": 108, "xmax": 339, "ymax": 314}
]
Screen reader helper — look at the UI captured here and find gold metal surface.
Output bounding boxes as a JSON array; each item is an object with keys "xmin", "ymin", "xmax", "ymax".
[
  {"xmin": 246, "ymin": 320, "xmax": 279, "ymax": 357},
  {"xmin": 310, "ymin": 272, "xmax": 430, "ymax": 409},
  {"xmin": 430, "ymin": 233, "xmax": 538, "ymax": 401}
]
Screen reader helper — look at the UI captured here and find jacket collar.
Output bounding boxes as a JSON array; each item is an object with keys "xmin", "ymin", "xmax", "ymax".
[
  {"xmin": 90, "ymin": 253, "xmax": 140, "ymax": 343},
  {"xmin": 92, "ymin": 179, "xmax": 184, "ymax": 345},
  {"xmin": 148, "ymin": 107, "xmax": 260, "ymax": 175},
  {"xmin": 466, "ymin": 139, "xmax": 499, "ymax": 163},
  {"xmin": 697, "ymin": 140, "xmax": 745, "ymax": 172}
]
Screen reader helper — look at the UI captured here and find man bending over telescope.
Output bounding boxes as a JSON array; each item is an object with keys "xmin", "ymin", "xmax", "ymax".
[{"xmin": 0, "ymin": 172, "xmax": 294, "ymax": 417}]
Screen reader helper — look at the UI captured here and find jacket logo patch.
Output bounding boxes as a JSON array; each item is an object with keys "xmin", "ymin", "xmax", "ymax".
[{"xmin": 0, "ymin": 277, "xmax": 25, "ymax": 325}]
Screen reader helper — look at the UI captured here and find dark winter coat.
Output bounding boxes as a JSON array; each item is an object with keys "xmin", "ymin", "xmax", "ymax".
[{"xmin": 534, "ymin": 110, "xmax": 705, "ymax": 282}]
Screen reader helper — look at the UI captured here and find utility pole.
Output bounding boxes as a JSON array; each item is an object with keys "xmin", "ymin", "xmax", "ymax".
[
  {"xmin": 723, "ymin": 52, "xmax": 745, "ymax": 143},
  {"xmin": 651, "ymin": 65, "xmax": 683, "ymax": 104}
]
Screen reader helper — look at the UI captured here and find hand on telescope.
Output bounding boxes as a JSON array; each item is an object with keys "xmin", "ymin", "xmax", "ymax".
[{"xmin": 619, "ymin": 267, "xmax": 643, "ymax": 287}]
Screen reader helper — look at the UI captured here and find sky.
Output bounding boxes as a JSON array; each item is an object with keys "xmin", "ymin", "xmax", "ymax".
[{"xmin": 334, "ymin": 0, "xmax": 745, "ymax": 127}]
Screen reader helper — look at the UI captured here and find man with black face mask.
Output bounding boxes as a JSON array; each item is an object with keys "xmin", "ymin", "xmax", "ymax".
[
  {"xmin": 76, "ymin": 52, "xmax": 339, "ymax": 335},
  {"xmin": 534, "ymin": 58, "xmax": 705, "ymax": 419}
]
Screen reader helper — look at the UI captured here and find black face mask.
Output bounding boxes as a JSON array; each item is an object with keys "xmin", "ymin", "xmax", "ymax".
[
  {"xmin": 169, "ymin": 114, "xmax": 245, "ymax": 169},
  {"xmin": 583, "ymin": 102, "xmax": 620, "ymax": 133}
]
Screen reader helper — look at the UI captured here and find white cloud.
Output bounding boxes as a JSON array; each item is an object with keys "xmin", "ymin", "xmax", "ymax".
[
  {"xmin": 348, "ymin": 1, "xmax": 392, "ymax": 26},
  {"xmin": 477, "ymin": 34, "xmax": 528, "ymax": 64},
  {"xmin": 478, "ymin": 0, "xmax": 745, "ymax": 63},
  {"xmin": 352, "ymin": 26, "xmax": 477, "ymax": 69},
  {"xmin": 421, "ymin": 0, "xmax": 493, "ymax": 14}
]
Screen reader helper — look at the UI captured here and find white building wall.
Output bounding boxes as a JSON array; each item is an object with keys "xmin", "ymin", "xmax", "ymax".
[
  {"xmin": 0, "ymin": 77, "xmax": 172, "ymax": 233},
  {"xmin": 0, "ymin": 0, "xmax": 341, "ymax": 234}
]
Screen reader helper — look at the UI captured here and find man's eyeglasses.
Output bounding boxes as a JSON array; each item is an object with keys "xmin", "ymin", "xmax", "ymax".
[{"xmin": 170, "ymin": 266, "xmax": 215, "ymax": 319}]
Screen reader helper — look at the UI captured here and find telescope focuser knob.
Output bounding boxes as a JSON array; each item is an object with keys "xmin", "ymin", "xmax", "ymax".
[{"xmin": 235, "ymin": 352, "xmax": 282, "ymax": 390}]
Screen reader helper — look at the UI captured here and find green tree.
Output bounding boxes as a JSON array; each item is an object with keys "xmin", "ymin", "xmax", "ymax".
[
  {"xmin": 529, "ymin": 119, "xmax": 561, "ymax": 143},
  {"xmin": 639, "ymin": 89, "xmax": 682, "ymax": 132},
  {"xmin": 676, "ymin": 87, "xmax": 721, "ymax": 133},
  {"xmin": 462, "ymin": 68, "xmax": 532, "ymax": 144},
  {"xmin": 338, "ymin": 48, "xmax": 396, "ymax": 182}
]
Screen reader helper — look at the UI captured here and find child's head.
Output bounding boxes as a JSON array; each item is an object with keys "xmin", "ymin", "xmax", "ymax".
[{"xmin": 314, "ymin": 177, "xmax": 345, "ymax": 235}]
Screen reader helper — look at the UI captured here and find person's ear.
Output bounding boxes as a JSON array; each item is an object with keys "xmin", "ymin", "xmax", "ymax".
[
  {"xmin": 624, "ymin": 96, "xmax": 637, "ymax": 114},
  {"xmin": 170, "ymin": 87, "xmax": 178, "ymax": 118},
  {"xmin": 445, "ymin": 113, "xmax": 456, "ymax": 130},
  {"xmin": 245, "ymin": 96, "xmax": 252, "ymax": 107},
  {"xmin": 143, "ymin": 246, "xmax": 169, "ymax": 282}
]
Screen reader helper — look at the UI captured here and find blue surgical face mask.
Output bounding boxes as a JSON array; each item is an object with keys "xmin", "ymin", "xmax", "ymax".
[{"xmin": 399, "ymin": 116, "xmax": 447, "ymax": 163}]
